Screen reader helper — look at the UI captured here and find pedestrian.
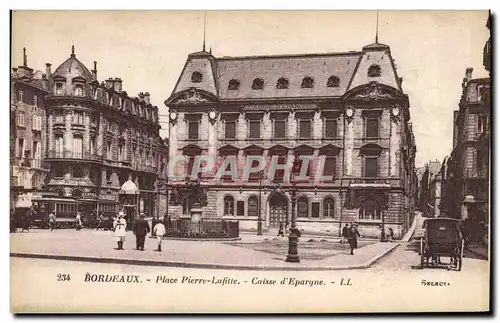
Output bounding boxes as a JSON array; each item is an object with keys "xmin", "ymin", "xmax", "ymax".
[
  {"xmin": 153, "ymin": 218, "xmax": 167, "ymax": 252},
  {"xmin": 347, "ymin": 223, "xmax": 360, "ymax": 255},
  {"xmin": 113, "ymin": 211, "xmax": 127, "ymax": 250},
  {"xmin": 277, "ymin": 221, "xmax": 284, "ymax": 237},
  {"xmin": 388, "ymin": 228, "xmax": 395, "ymax": 242},
  {"xmin": 341, "ymin": 223, "xmax": 349, "ymax": 244},
  {"xmin": 133, "ymin": 213, "xmax": 150, "ymax": 251},
  {"xmin": 97, "ymin": 212, "xmax": 105, "ymax": 231},
  {"xmin": 48, "ymin": 211, "xmax": 56, "ymax": 231},
  {"xmin": 75, "ymin": 212, "xmax": 82, "ymax": 231},
  {"xmin": 352, "ymin": 223, "xmax": 360, "ymax": 249}
]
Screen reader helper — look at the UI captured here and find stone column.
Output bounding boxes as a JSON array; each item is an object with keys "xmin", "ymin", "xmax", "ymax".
[
  {"xmin": 390, "ymin": 115, "xmax": 400, "ymax": 177},
  {"xmin": 345, "ymin": 115, "xmax": 354, "ymax": 176},
  {"xmin": 208, "ymin": 113, "xmax": 217, "ymax": 163},
  {"xmin": 83, "ymin": 111, "xmax": 90, "ymax": 157},
  {"xmin": 169, "ymin": 116, "xmax": 178, "ymax": 179},
  {"xmin": 64, "ymin": 109, "xmax": 72, "ymax": 156},
  {"xmin": 47, "ymin": 114, "xmax": 54, "ymax": 152}
]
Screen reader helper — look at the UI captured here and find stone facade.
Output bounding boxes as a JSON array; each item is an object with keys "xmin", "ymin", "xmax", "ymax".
[
  {"xmin": 11, "ymin": 48, "xmax": 50, "ymax": 212},
  {"xmin": 165, "ymin": 42, "xmax": 417, "ymax": 239},
  {"xmin": 23, "ymin": 46, "xmax": 168, "ymax": 220},
  {"xmin": 440, "ymin": 67, "xmax": 490, "ymax": 228}
]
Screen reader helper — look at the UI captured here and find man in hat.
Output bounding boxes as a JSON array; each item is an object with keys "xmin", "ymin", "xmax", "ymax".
[
  {"xmin": 113, "ymin": 211, "xmax": 127, "ymax": 250},
  {"xmin": 133, "ymin": 212, "xmax": 150, "ymax": 251}
]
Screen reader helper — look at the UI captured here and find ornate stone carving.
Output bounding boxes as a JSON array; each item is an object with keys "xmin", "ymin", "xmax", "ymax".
[
  {"xmin": 345, "ymin": 106, "xmax": 355, "ymax": 123},
  {"xmin": 390, "ymin": 104, "xmax": 402, "ymax": 122},
  {"xmin": 353, "ymin": 83, "xmax": 393, "ymax": 101},
  {"xmin": 176, "ymin": 88, "xmax": 209, "ymax": 105}
]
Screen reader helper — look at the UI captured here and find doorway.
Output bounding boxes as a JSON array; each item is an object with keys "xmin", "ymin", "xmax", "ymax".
[{"xmin": 269, "ymin": 193, "xmax": 288, "ymax": 228}]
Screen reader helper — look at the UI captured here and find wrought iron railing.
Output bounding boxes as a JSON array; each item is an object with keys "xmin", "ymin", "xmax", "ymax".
[
  {"xmin": 46, "ymin": 150, "xmax": 104, "ymax": 161},
  {"xmin": 152, "ymin": 218, "xmax": 239, "ymax": 238}
]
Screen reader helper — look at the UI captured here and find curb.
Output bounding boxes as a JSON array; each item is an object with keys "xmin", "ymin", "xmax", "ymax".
[
  {"xmin": 148, "ymin": 236, "xmax": 241, "ymax": 242},
  {"xmin": 10, "ymin": 244, "xmax": 400, "ymax": 271}
]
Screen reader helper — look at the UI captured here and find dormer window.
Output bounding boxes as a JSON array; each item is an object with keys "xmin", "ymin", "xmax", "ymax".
[
  {"xmin": 228, "ymin": 79, "xmax": 240, "ymax": 91},
  {"xmin": 74, "ymin": 84, "xmax": 84, "ymax": 97},
  {"xmin": 327, "ymin": 76, "xmax": 340, "ymax": 88},
  {"xmin": 301, "ymin": 77, "xmax": 314, "ymax": 88},
  {"xmin": 55, "ymin": 83, "xmax": 64, "ymax": 95},
  {"xmin": 276, "ymin": 77, "xmax": 289, "ymax": 89},
  {"xmin": 252, "ymin": 78, "xmax": 264, "ymax": 90},
  {"xmin": 368, "ymin": 64, "xmax": 381, "ymax": 77},
  {"xmin": 191, "ymin": 71, "xmax": 202, "ymax": 83}
]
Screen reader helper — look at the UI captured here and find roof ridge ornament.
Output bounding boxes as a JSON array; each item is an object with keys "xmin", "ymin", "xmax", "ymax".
[{"xmin": 71, "ymin": 43, "xmax": 75, "ymax": 57}]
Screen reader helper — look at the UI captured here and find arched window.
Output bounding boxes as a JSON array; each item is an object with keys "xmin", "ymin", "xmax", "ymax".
[
  {"xmin": 323, "ymin": 197, "xmax": 335, "ymax": 218},
  {"xmin": 297, "ymin": 196, "xmax": 309, "ymax": 218},
  {"xmin": 301, "ymin": 76, "xmax": 314, "ymax": 88},
  {"xmin": 252, "ymin": 78, "xmax": 264, "ymax": 90},
  {"xmin": 359, "ymin": 197, "xmax": 381, "ymax": 220},
  {"xmin": 276, "ymin": 77, "xmax": 289, "ymax": 89},
  {"xmin": 368, "ymin": 64, "xmax": 381, "ymax": 77},
  {"xmin": 327, "ymin": 75, "xmax": 340, "ymax": 88},
  {"xmin": 228, "ymin": 79, "xmax": 240, "ymax": 90},
  {"xmin": 224, "ymin": 195, "xmax": 235, "ymax": 216},
  {"xmin": 248, "ymin": 196, "xmax": 259, "ymax": 217},
  {"xmin": 191, "ymin": 71, "xmax": 202, "ymax": 83}
]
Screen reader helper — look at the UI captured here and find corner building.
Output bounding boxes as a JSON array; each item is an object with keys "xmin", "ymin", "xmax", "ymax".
[
  {"xmin": 42, "ymin": 48, "xmax": 168, "ymax": 219},
  {"xmin": 165, "ymin": 42, "xmax": 417, "ymax": 239}
]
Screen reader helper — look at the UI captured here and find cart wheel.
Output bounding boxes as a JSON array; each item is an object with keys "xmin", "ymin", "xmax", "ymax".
[
  {"xmin": 457, "ymin": 239, "xmax": 464, "ymax": 271},
  {"xmin": 420, "ymin": 238, "xmax": 425, "ymax": 269}
]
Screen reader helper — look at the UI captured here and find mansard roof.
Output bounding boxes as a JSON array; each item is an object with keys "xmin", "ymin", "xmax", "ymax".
[{"xmin": 167, "ymin": 42, "xmax": 404, "ymax": 104}]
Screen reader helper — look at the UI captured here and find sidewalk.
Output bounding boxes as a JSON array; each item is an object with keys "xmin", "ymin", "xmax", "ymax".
[{"xmin": 10, "ymin": 229, "xmax": 399, "ymax": 271}]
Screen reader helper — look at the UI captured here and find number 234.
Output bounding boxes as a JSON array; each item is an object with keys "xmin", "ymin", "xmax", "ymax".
[{"xmin": 57, "ymin": 274, "xmax": 71, "ymax": 281}]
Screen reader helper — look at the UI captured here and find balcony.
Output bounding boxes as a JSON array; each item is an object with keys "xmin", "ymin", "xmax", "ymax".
[
  {"xmin": 348, "ymin": 177, "xmax": 402, "ymax": 189},
  {"xmin": 465, "ymin": 168, "xmax": 488, "ymax": 179},
  {"xmin": 131, "ymin": 163, "xmax": 158, "ymax": 174},
  {"xmin": 46, "ymin": 150, "xmax": 104, "ymax": 162}
]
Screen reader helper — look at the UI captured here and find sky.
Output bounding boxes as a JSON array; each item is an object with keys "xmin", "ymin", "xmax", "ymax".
[{"xmin": 11, "ymin": 10, "xmax": 490, "ymax": 168}]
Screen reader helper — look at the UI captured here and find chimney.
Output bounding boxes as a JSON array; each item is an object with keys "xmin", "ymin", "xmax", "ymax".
[
  {"xmin": 138, "ymin": 92, "xmax": 144, "ymax": 102},
  {"xmin": 91, "ymin": 61, "xmax": 97, "ymax": 80},
  {"xmin": 45, "ymin": 63, "xmax": 52, "ymax": 77},
  {"xmin": 143, "ymin": 92, "xmax": 151, "ymax": 105},
  {"xmin": 23, "ymin": 47, "xmax": 27, "ymax": 67},
  {"xmin": 105, "ymin": 78, "xmax": 114, "ymax": 89},
  {"xmin": 113, "ymin": 77, "xmax": 122, "ymax": 92},
  {"xmin": 465, "ymin": 67, "xmax": 473, "ymax": 81},
  {"xmin": 398, "ymin": 77, "xmax": 403, "ymax": 86}
]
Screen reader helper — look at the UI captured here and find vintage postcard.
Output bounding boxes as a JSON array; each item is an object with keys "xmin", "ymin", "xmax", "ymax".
[{"xmin": 9, "ymin": 10, "xmax": 491, "ymax": 313}]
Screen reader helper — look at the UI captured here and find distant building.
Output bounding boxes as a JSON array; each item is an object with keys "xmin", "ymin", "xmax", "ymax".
[
  {"xmin": 14, "ymin": 46, "xmax": 169, "ymax": 221},
  {"xmin": 418, "ymin": 160, "xmax": 441, "ymax": 217},
  {"xmin": 441, "ymin": 67, "xmax": 489, "ymax": 224},
  {"xmin": 165, "ymin": 41, "xmax": 417, "ymax": 239},
  {"xmin": 10, "ymin": 48, "xmax": 50, "ymax": 213}
]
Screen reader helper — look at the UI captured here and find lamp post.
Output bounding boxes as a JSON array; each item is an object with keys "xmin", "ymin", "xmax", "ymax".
[
  {"xmin": 257, "ymin": 172, "xmax": 263, "ymax": 235},
  {"xmin": 286, "ymin": 181, "xmax": 300, "ymax": 263}
]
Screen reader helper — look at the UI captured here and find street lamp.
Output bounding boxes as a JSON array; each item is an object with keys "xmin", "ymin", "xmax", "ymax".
[
  {"xmin": 257, "ymin": 172, "xmax": 263, "ymax": 236},
  {"xmin": 286, "ymin": 181, "xmax": 300, "ymax": 263}
]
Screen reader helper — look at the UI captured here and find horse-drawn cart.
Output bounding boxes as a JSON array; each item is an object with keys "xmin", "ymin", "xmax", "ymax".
[{"xmin": 420, "ymin": 218, "xmax": 464, "ymax": 271}]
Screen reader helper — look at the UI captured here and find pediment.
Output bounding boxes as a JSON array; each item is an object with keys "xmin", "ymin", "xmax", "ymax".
[
  {"xmin": 344, "ymin": 82, "xmax": 403, "ymax": 102},
  {"xmin": 166, "ymin": 88, "xmax": 219, "ymax": 106}
]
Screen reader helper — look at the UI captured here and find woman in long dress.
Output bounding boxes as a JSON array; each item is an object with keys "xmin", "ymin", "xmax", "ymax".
[{"xmin": 113, "ymin": 211, "xmax": 127, "ymax": 250}]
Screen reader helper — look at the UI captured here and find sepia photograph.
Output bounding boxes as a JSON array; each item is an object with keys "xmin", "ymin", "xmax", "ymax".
[{"xmin": 9, "ymin": 9, "xmax": 491, "ymax": 314}]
